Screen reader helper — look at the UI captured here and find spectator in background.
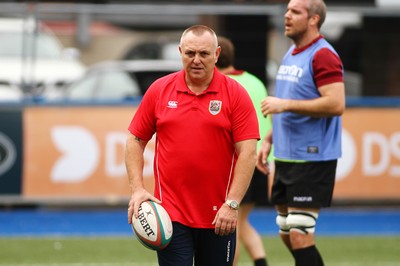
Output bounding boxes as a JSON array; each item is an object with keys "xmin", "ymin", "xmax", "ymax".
[
  {"xmin": 217, "ymin": 36, "xmax": 272, "ymax": 266},
  {"xmin": 257, "ymin": 0, "xmax": 345, "ymax": 265},
  {"xmin": 125, "ymin": 25, "xmax": 260, "ymax": 266}
]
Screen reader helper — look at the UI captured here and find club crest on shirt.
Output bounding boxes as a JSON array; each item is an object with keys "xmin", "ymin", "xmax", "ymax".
[{"xmin": 209, "ymin": 100, "xmax": 222, "ymax": 115}]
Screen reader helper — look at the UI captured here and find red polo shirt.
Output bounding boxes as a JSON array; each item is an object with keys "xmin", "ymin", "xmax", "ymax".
[{"xmin": 128, "ymin": 68, "xmax": 259, "ymax": 228}]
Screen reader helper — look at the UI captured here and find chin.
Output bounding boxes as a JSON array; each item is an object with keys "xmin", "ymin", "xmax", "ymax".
[{"xmin": 285, "ymin": 32, "xmax": 292, "ymax": 38}]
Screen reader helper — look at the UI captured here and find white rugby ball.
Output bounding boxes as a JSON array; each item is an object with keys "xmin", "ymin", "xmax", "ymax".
[{"xmin": 131, "ymin": 200, "xmax": 173, "ymax": 250}]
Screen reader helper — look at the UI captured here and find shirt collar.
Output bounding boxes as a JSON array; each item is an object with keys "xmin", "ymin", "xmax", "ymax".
[
  {"xmin": 224, "ymin": 69, "xmax": 244, "ymax": 76},
  {"xmin": 292, "ymin": 35, "xmax": 324, "ymax": 55},
  {"xmin": 177, "ymin": 67, "xmax": 221, "ymax": 94}
]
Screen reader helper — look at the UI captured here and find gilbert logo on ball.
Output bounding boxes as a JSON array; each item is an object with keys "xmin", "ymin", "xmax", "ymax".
[{"xmin": 131, "ymin": 201, "xmax": 173, "ymax": 250}]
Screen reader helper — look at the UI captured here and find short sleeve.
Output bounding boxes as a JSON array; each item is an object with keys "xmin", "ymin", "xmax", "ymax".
[{"xmin": 312, "ymin": 48, "xmax": 344, "ymax": 88}]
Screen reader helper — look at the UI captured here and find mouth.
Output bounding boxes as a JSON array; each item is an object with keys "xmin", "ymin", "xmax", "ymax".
[{"xmin": 191, "ymin": 66, "xmax": 203, "ymax": 72}]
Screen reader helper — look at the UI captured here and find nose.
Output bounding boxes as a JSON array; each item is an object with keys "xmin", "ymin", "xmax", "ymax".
[
  {"xmin": 193, "ymin": 53, "xmax": 202, "ymax": 64},
  {"xmin": 284, "ymin": 10, "xmax": 291, "ymax": 19}
]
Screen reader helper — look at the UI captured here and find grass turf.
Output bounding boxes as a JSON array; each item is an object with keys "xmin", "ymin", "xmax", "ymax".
[{"xmin": 0, "ymin": 236, "xmax": 399, "ymax": 265}]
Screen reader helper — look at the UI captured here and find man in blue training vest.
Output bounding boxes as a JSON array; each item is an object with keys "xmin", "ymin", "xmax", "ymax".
[{"xmin": 257, "ymin": 0, "xmax": 345, "ymax": 265}]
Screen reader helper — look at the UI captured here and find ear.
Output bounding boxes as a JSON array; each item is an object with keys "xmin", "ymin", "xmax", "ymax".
[
  {"xmin": 215, "ymin": 46, "xmax": 221, "ymax": 62},
  {"xmin": 310, "ymin": 14, "xmax": 320, "ymax": 27}
]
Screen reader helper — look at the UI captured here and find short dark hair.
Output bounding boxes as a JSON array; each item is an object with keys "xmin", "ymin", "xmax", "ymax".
[{"xmin": 216, "ymin": 36, "xmax": 235, "ymax": 69}]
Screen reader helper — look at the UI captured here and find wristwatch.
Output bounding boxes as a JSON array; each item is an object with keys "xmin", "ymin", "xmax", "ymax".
[{"xmin": 225, "ymin": 199, "xmax": 239, "ymax": 210}]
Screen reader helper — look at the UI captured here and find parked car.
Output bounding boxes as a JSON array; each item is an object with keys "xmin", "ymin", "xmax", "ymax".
[
  {"xmin": 44, "ymin": 60, "xmax": 182, "ymax": 101},
  {"xmin": 0, "ymin": 17, "xmax": 86, "ymax": 97},
  {"xmin": 0, "ymin": 84, "xmax": 24, "ymax": 102},
  {"xmin": 122, "ymin": 41, "xmax": 180, "ymax": 62}
]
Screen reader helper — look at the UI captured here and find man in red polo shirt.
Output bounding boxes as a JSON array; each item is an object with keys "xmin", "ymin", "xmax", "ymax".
[{"xmin": 125, "ymin": 25, "xmax": 259, "ymax": 266}]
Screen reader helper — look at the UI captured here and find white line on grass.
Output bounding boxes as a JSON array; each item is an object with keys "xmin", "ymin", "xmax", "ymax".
[
  {"xmin": 0, "ymin": 264, "xmax": 157, "ymax": 266},
  {"xmin": 2, "ymin": 263, "xmax": 400, "ymax": 266},
  {"xmin": 1, "ymin": 263, "xmax": 399, "ymax": 266}
]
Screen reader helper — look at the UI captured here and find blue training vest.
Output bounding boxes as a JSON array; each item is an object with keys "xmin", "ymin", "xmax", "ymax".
[{"xmin": 273, "ymin": 38, "xmax": 342, "ymax": 161}]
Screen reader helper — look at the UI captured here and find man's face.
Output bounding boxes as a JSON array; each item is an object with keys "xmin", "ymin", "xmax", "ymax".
[
  {"xmin": 284, "ymin": 0, "xmax": 311, "ymax": 41},
  {"xmin": 179, "ymin": 31, "xmax": 220, "ymax": 84}
]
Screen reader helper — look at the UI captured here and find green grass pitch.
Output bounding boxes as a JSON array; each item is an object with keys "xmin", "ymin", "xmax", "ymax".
[{"xmin": 0, "ymin": 236, "xmax": 399, "ymax": 265}]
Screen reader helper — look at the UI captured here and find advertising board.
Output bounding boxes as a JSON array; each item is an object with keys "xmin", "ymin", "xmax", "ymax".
[{"xmin": 15, "ymin": 105, "xmax": 400, "ymax": 202}]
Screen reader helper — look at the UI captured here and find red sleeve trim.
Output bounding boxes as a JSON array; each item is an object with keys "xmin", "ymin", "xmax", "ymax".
[{"xmin": 312, "ymin": 48, "xmax": 344, "ymax": 88}]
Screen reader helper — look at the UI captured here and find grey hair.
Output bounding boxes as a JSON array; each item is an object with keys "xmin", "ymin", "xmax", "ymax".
[{"xmin": 180, "ymin": 25, "xmax": 218, "ymax": 48}]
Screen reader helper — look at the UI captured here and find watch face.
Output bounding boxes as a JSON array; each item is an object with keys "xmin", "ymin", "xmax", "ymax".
[{"xmin": 227, "ymin": 200, "xmax": 239, "ymax": 209}]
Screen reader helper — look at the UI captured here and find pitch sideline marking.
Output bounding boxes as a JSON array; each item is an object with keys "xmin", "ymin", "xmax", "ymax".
[{"xmin": 0, "ymin": 263, "xmax": 399, "ymax": 266}]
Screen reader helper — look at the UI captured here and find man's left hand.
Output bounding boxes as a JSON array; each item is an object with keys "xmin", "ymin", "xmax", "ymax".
[{"xmin": 212, "ymin": 203, "xmax": 238, "ymax": 236}]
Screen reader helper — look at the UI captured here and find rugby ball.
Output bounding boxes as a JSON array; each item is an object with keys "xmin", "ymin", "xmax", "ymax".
[{"xmin": 131, "ymin": 200, "xmax": 173, "ymax": 250}]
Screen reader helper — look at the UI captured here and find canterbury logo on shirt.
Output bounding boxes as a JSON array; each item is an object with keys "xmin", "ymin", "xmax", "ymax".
[{"xmin": 167, "ymin": 101, "xmax": 178, "ymax": 108}]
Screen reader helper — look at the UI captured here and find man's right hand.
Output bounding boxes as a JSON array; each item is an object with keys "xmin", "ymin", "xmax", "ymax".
[
  {"xmin": 127, "ymin": 188, "xmax": 161, "ymax": 224},
  {"xmin": 256, "ymin": 138, "xmax": 272, "ymax": 175}
]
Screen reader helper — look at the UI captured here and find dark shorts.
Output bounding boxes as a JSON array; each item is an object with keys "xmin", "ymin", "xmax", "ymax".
[
  {"xmin": 241, "ymin": 167, "xmax": 270, "ymax": 206},
  {"xmin": 271, "ymin": 160, "xmax": 337, "ymax": 208},
  {"xmin": 157, "ymin": 222, "xmax": 236, "ymax": 266}
]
